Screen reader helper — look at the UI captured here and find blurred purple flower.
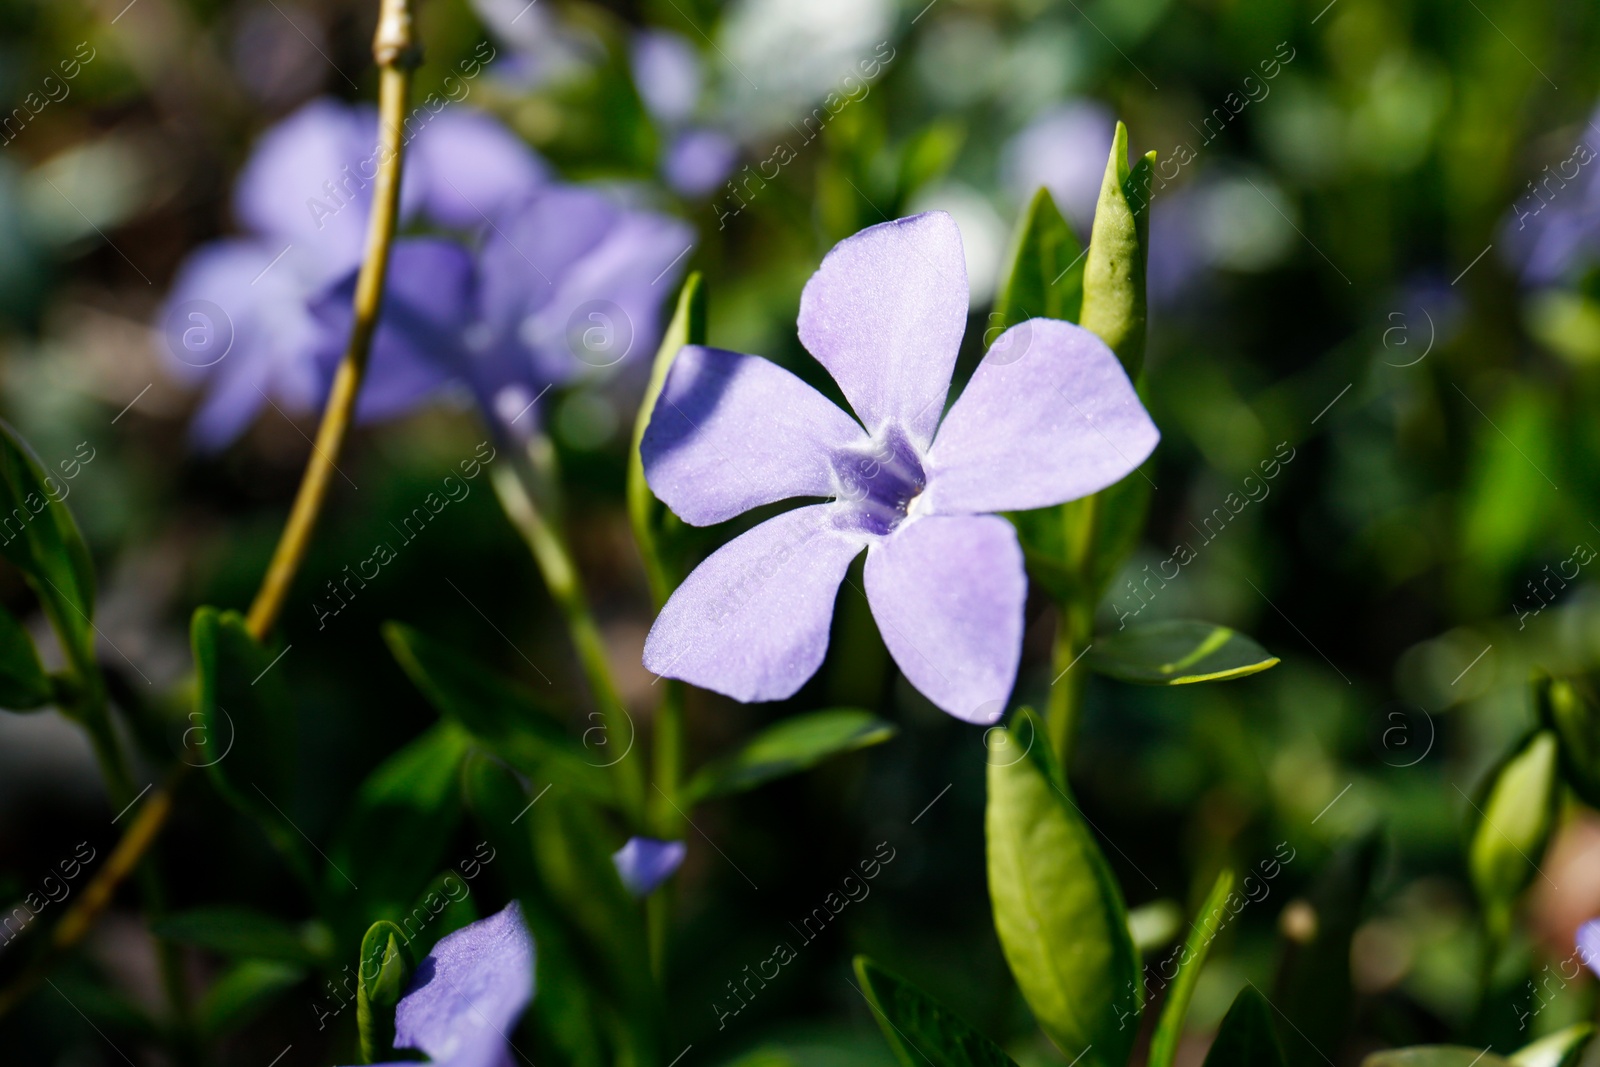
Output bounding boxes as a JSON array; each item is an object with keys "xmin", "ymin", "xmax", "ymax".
[
  {"xmin": 160, "ymin": 97, "xmax": 692, "ymax": 448},
  {"xmin": 1500, "ymin": 110, "xmax": 1600, "ymax": 285},
  {"xmin": 612, "ymin": 837, "xmax": 687, "ymax": 896},
  {"xmin": 630, "ymin": 29, "xmax": 740, "ymax": 198},
  {"xmin": 353, "ymin": 901, "xmax": 534, "ymax": 1067},
  {"xmin": 640, "ymin": 212, "xmax": 1158, "ymax": 721},
  {"xmin": 1579, "ymin": 918, "xmax": 1600, "ymax": 976},
  {"xmin": 1001, "ymin": 102, "xmax": 1116, "ymax": 234}
]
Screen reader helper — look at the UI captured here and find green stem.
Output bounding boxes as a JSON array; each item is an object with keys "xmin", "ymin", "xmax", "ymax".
[
  {"xmin": 490, "ymin": 450, "xmax": 647, "ymax": 824},
  {"xmin": 1047, "ymin": 491, "xmax": 1101, "ymax": 769},
  {"xmin": 245, "ymin": 0, "xmax": 419, "ymax": 641}
]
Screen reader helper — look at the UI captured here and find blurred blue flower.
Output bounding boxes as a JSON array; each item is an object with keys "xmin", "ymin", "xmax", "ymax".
[
  {"xmin": 1501, "ymin": 109, "xmax": 1600, "ymax": 285},
  {"xmin": 1000, "ymin": 101, "xmax": 1115, "ymax": 234},
  {"xmin": 630, "ymin": 29, "xmax": 740, "ymax": 199},
  {"xmin": 160, "ymin": 97, "xmax": 692, "ymax": 447},
  {"xmin": 612, "ymin": 836, "xmax": 687, "ymax": 897},
  {"xmin": 352, "ymin": 901, "xmax": 534, "ymax": 1067}
]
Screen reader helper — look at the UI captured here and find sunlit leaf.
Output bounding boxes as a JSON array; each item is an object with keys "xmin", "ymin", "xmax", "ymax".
[
  {"xmin": 1149, "ymin": 869, "xmax": 1236, "ymax": 1067},
  {"xmin": 993, "ymin": 186, "xmax": 1085, "ymax": 332},
  {"xmin": 985, "ymin": 721, "xmax": 1139, "ymax": 1067},
  {"xmin": 685, "ymin": 709, "xmax": 896, "ymax": 803},
  {"xmin": 1470, "ymin": 730, "xmax": 1560, "ymax": 939},
  {"xmin": 1078, "ymin": 121, "xmax": 1154, "ymax": 377},
  {"xmin": 1511, "ymin": 1023, "xmax": 1595, "ymax": 1067},
  {"xmin": 1362, "ymin": 1050, "xmax": 1513, "ymax": 1067},
  {"xmin": 1088, "ymin": 620, "xmax": 1278, "ymax": 684}
]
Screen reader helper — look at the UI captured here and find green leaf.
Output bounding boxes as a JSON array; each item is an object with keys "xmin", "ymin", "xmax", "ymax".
[
  {"xmin": 854, "ymin": 956, "xmax": 1018, "ymax": 1067},
  {"xmin": 985, "ymin": 724, "xmax": 1139, "ymax": 1067},
  {"xmin": 326, "ymin": 721, "xmax": 471, "ymax": 929},
  {"xmin": 1149, "ymin": 869, "xmax": 1236, "ymax": 1067},
  {"xmin": 1362, "ymin": 1050, "xmax": 1513, "ymax": 1067},
  {"xmin": 1078, "ymin": 122, "xmax": 1154, "ymax": 377},
  {"xmin": 1088, "ymin": 620, "xmax": 1279, "ymax": 685},
  {"xmin": 630, "ymin": 272, "xmax": 706, "ymax": 607},
  {"xmin": 0, "ymin": 420, "xmax": 96, "ymax": 671},
  {"xmin": 1470, "ymin": 730, "xmax": 1560, "ymax": 938},
  {"xmin": 1201, "ymin": 987, "xmax": 1287, "ymax": 1067},
  {"xmin": 196, "ymin": 959, "xmax": 305, "ymax": 1040},
  {"xmin": 1535, "ymin": 673, "xmax": 1600, "ymax": 807},
  {"xmin": 0, "ymin": 600, "xmax": 51, "ymax": 709},
  {"xmin": 357, "ymin": 920, "xmax": 414, "ymax": 1064},
  {"xmin": 191, "ymin": 606, "xmax": 309, "ymax": 882},
  {"xmin": 993, "ymin": 187, "xmax": 1085, "ymax": 333},
  {"xmin": 897, "ymin": 120, "xmax": 966, "ymax": 201},
  {"xmin": 685, "ymin": 709, "xmax": 896, "ymax": 803},
  {"xmin": 1512, "ymin": 1024, "xmax": 1596, "ymax": 1067},
  {"xmin": 383, "ymin": 621, "xmax": 610, "ymax": 804},
  {"xmin": 396, "ymin": 867, "xmax": 480, "ymax": 961},
  {"xmin": 153, "ymin": 907, "xmax": 329, "ymax": 965}
]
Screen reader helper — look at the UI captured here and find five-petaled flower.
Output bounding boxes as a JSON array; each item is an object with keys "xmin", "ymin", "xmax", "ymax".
[{"xmin": 639, "ymin": 211, "xmax": 1159, "ymax": 722}]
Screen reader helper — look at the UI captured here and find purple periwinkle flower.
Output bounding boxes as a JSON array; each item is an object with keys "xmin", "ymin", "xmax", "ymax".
[
  {"xmin": 630, "ymin": 29, "xmax": 739, "ymax": 199},
  {"xmin": 1001, "ymin": 102, "xmax": 1116, "ymax": 234},
  {"xmin": 639, "ymin": 212, "xmax": 1159, "ymax": 722},
  {"xmin": 1579, "ymin": 918, "xmax": 1600, "ymax": 976},
  {"xmin": 612, "ymin": 836, "xmax": 688, "ymax": 897},
  {"xmin": 355, "ymin": 901, "xmax": 534, "ymax": 1067}
]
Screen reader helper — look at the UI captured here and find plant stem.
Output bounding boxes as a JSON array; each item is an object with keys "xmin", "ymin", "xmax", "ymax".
[
  {"xmin": 245, "ymin": 0, "xmax": 419, "ymax": 641},
  {"xmin": 490, "ymin": 450, "xmax": 647, "ymax": 824},
  {"xmin": 1047, "ymin": 492, "xmax": 1101, "ymax": 769}
]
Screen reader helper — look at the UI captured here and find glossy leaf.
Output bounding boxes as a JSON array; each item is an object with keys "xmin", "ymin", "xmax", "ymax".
[
  {"xmin": 191, "ymin": 606, "xmax": 309, "ymax": 882},
  {"xmin": 152, "ymin": 906, "xmax": 329, "ymax": 965},
  {"xmin": 1088, "ymin": 620, "xmax": 1279, "ymax": 685},
  {"xmin": 357, "ymin": 919, "xmax": 413, "ymax": 1064},
  {"xmin": 1201, "ymin": 987, "xmax": 1287, "ymax": 1067},
  {"xmin": 1148, "ymin": 869, "xmax": 1236, "ymax": 1067},
  {"xmin": 985, "ymin": 724, "xmax": 1139, "ymax": 1067},
  {"xmin": 1511, "ymin": 1023, "xmax": 1595, "ymax": 1067},
  {"xmin": 383, "ymin": 621, "xmax": 610, "ymax": 803},
  {"xmin": 854, "ymin": 956, "xmax": 1019, "ymax": 1067},
  {"xmin": 685, "ymin": 708, "xmax": 896, "ymax": 803},
  {"xmin": 325, "ymin": 721, "xmax": 471, "ymax": 935},
  {"xmin": 1536, "ymin": 673, "xmax": 1600, "ymax": 807},
  {"xmin": 1362, "ymin": 1050, "xmax": 1513, "ymax": 1067},
  {"xmin": 630, "ymin": 271, "xmax": 706, "ymax": 607},
  {"xmin": 0, "ymin": 600, "xmax": 51, "ymax": 709},
  {"xmin": 993, "ymin": 187, "xmax": 1085, "ymax": 332},
  {"xmin": 1079, "ymin": 121, "xmax": 1155, "ymax": 376},
  {"xmin": 0, "ymin": 420, "xmax": 96, "ymax": 670},
  {"xmin": 1470, "ymin": 730, "xmax": 1560, "ymax": 939}
]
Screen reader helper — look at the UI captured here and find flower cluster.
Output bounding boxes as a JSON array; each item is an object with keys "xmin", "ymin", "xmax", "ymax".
[{"xmin": 160, "ymin": 98, "xmax": 693, "ymax": 448}]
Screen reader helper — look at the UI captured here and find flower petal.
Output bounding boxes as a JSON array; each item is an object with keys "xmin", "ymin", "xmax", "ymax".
[
  {"xmin": 644, "ymin": 504, "xmax": 865, "ymax": 702},
  {"xmin": 393, "ymin": 902, "xmax": 534, "ymax": 1067},
  {"xmin": 924, "ymin": 319, "xmax": 1158, "ymax": 514},
  {"xmin": 613, "ymin": 837, "xmax": 687, "ymax": 897},
  {"xmin": 310, "ymin": 239, "xmax": 476, "ymax": 421},
  {"xmin": 797, "ymin": 211, "xmax": 968, "ymax": 449},
  {"xmin": 410, "ymin": 109, "xmax": 548, "ymax": 230},
  {"xmin": 864, "ymin": 515, "xmax": 1023, "ymax": 723},
  {"xmin": 1580, "ymin": 918, "xmax": 1600, "ymax": 978},
  {"xmin": 642, "ymin": 346, "xmax": 865, "ymax": 526}
]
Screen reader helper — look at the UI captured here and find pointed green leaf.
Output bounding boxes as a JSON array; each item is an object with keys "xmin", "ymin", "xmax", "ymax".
[
  {"xmin": 1470, "ymin": 730, "xmax": 1560, "ymax": 939},
  {"xmin": 994, "ymin": 187, "xmax": 1085, "ymax": 333},
  {"xmin": 0, "ymin": 420, "xmax": 96, "ymax": 671},
  {"xmin": 325, "ymin": 721, "xmax": 471, "ymax": 931},
  {"xmin": 152, "ymin": 907, "xmax": 329, "ymax": 965},
  {"xmin": 1149, "ymin": 869, "xmax": 1236, "ymax": 1067},
  {"xmin": 630, "ymin": 272, "xmax": 706, "ymax": 607},
  {"xmin": 383, "ymin": 621, "xmax": 611, "ymax": 804},
  {"xmin": 1512, "ymin": 1024, "xmax": 1595, "ymax": 1067},
  {"xmin": 1088, "ymin": 620, "xmax": 1278, "ymax": 685},
  {"xmin": 685, "ymin": 709, "xmax": 896, "ymax": 803},
  {"xmin": 985, "ymin": 724, "xmax": 1139, "ymax": 1067},
  {"xmin": 854, "ymin": 956, "xmax": 1018, "ymax": 1067},
  {"xmin": 192, "ymin": 606, "xmax": 309, "ymax": 882},
  {"xmin": 1535, "ymin": 673, "xmax": 1600, "ymax": 808},
  {"xmin": 356, "ymin": 919, "xmax": 414, "ymax": 1063},
  {"xmin": 0, "ymin": 600, "xmax": 51, "ymax": 709},
  {"xmin": 1078, "ymin": 122, "xmax": 1154, "ymax": 377},
  {"xmin": 1201, "ymin": 987, "xmax": 1287, "ymax": 1067},
  {"xmin": 1362, "ymin": 1050, "xmax": 1513, "ymax": 1067}
]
